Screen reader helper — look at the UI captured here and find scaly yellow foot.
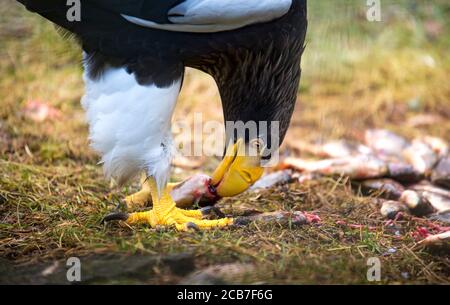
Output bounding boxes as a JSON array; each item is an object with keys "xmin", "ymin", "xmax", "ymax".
[{"xmin": 107, "ymin": 177, "xmax": 233, "ymax": 231}]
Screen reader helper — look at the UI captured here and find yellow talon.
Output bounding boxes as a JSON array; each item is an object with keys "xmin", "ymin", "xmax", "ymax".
[
  {"xmin": 125, "ymin": 173, "xmax": 179, "ymax": 210},
  {"xmin": 125, "ymin": 190, "xmax": 152, "ymax": 209},
  {"xmin": 181, "ymin": 209, "xmax": 206, "ymax": 218},
  {"xmin": 126, "ymin": 210, "xmax": 155, "ymax": 225},
  {"xmin": 123, "ymin": 177, "xmax": 233, "ymax": 231}
]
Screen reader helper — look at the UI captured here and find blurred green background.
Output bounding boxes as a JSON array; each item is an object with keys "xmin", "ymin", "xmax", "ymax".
[{"xmin": 1, "ymin": 0, "xmax": 449, "ymax": 162}]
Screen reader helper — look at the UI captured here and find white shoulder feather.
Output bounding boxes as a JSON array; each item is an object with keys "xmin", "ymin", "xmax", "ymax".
[{"xmin": 122, "ymin": 0, "xmax": 292, "ymax": 33}]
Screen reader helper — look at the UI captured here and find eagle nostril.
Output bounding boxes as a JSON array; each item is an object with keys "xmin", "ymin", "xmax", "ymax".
[{"xmin": 240, "ymin": 170, "xmax": 253, "ymax": 183}]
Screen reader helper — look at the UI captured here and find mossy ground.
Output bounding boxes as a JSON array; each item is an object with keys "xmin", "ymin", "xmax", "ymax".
[{"xmin": 0, "ymin": 0, "xmax": 449, "ymax": 284}]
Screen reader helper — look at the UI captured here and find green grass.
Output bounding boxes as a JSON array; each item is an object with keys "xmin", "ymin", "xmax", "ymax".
[{"xmin": 0, "ymin": 0, "xmax": 449, "ymax": 284}]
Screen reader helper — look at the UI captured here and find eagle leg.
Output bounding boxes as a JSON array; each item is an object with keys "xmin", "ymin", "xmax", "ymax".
[
  {"xmin": 119, "ymin": 177, "xmax": 233, "ymax": 231},
  {"xmin": 124, "ymin": 174, "xmax": 179, "ymax": 210}
]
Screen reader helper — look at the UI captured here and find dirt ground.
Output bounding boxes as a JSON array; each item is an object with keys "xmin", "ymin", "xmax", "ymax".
[{"xmin": 0, "ymin": 1, "xmax": 449, "ymax": 284}]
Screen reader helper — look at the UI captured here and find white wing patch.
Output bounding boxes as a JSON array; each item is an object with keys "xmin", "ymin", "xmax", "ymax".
[
  {"xmin": 122, "ymin": 0, "xmax": 292, "ymax": 33},
  {"xmin": 82, "ymin": 61, "xmax": 181, "ymax": 189}
]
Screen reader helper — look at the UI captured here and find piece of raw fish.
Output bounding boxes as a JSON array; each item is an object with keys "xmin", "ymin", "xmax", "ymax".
[
  {"xmin": 365, "ymin": 129, "xmax": 409, "ymax": 160},
  {"xmin": 387, "ymin": 162, "xmax": 423, "ymax": 183},
  {"xmin": 410, "ymin": 181, "xmax": 450, "ymax": 198},
  {"xmin": 421, "ymin": 191, "xmax": 450, "ymax": 214},
  {"xmin": 431, "ymin": 156, "xmax": 450, "ymax": 189},
  {"xmin": 289, "ymin": 140, "xmax": 372, "ymax": 158},
  {"xmin": 429, "ymin": 211, "xmax": 450, "ymax": 224},
  {"xmin": 282, "ymin": 156, "xmax": 388, "ymax": 180},
  {"xmin": 421, "ymin": 136, "xmax": 449, "ymax": 158},
  {"xmin": 360, "ymin": 179, "xmax": 405, "ymax": 200},
  {"xmin": 399, "ymin": 190, "xmax": 434, "ymax": 216},
  {"xmin": 250, "ymin": 170, "xmax": 293, "ymax": 190},
  {"xmin": 320, "ymin": 140, "xmax": 373, "ymax": 158},
  {"xmin": 296, "ymin": 172, "xmax": 322, "ymax": 184},
  {"xmin": 125, "ymin": 174, "xmax": 219, "ymax": 209},
  {"xmin": 171, "ymin": 174, "xmax": 220, "ymax": 208},
  {"xmin": 380, "ymin": 200, "xmax": 409, "ymax": 219},
  {"xmin": 402, "ymin": 139, "xmax": 438, "ymax": 174}
]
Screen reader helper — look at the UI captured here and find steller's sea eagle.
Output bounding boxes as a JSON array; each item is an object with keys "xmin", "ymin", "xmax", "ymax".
[{"xmin": 17, "ymin": 0, "xmax": 307, "ymax": 230}]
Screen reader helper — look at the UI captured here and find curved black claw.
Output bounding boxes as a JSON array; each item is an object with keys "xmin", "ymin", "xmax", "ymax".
[
  {"xmin": 102, "ymin": 212, "xmax": 129, "ymax": 224},
  {"xmin": 186, "ymin": 222, "xmax": 200, "ymax": 231},
  {"xmin": 200, "ymin": 206, "xmax": 225, "ymax": 219}
]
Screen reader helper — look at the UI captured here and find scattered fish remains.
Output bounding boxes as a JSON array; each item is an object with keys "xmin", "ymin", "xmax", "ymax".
[
  {"xmin": 281, "ymin": 155, "xmax": 390, "ymax": 180},
  {"xmin": 429, "ymin": 211, "xmax": 450, "ymax": 224},
  {"xmin": 360, "ymin": 179, "xmax": 405, "ymax": 200},
  {"xmin": 402, "ymin": 139, "xmax": 439, "ymax": 174},
  {"xmin": 170, "ymin": 174, "xmax": 219, "ymax": 208},
  {"xmin": 421, "ymin": 136, "xmax": 449, "ymax": 158},
  {"xmin": 364, "ymin": 129, "xmax": 409, "ymax": 162},
  {"xmin": 278, "ymin": 129, "xmax": 449, "ymax": 224},
  {"xmin": 399, "ymin": 190, "xmax": 434, "ymax": 216},
  {"xmin": 386, "ymin": 162, "xmax": 422, "ymax": 184},
  {"xmin": 431, "ymin": 156, "xmax": 450, "ymax": 189},
  {"xmin": 288, "ymin": 139, "xmax": 372, "ymax": 158}
]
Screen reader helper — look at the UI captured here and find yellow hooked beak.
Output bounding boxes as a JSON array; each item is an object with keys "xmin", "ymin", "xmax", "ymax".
[{"xmin": 211, "ymin": 138, "xmax": 264, "ymax": 197}]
